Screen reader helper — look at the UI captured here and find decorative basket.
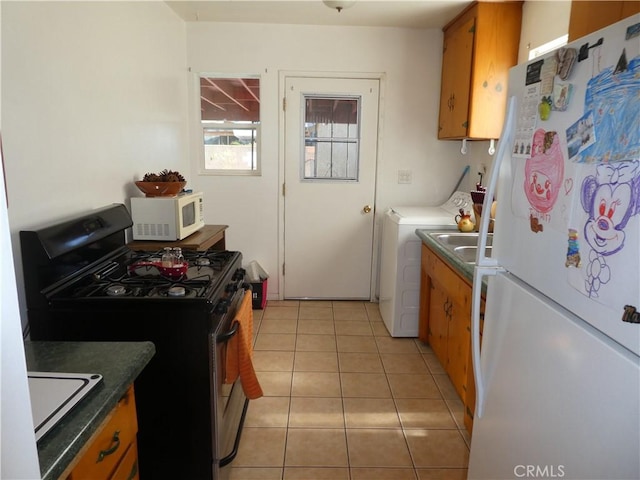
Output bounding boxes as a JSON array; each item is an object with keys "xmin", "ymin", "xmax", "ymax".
[{"xmin": 135, "ymin": 181, "xmax": 186, "ymax": 197}]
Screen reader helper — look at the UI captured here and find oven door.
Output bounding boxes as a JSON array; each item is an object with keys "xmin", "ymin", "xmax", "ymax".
[{"xmin": 211, "ymin": 286, "xmax": 250, "ymax": 480}]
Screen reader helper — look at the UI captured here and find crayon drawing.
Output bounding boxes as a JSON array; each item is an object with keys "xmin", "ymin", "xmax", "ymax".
[
  {"xmin": 576, "ymin": 55, "xmax": 640, "ymax": 164},
  {"xmin": 579, "ymin": 161, "xmax": 640, "ymax": 297},
  {"xmin": 524, "ymin": 129, "xmax": 564, "ymax": 215}
]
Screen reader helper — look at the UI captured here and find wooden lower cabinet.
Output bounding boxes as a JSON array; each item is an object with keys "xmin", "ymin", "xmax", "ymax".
[
  {"xmin": 110, "ymin": 441, "xmax": 139, "ymax": 480},
  {"xmin": 419, "ymin": 243, "xmax": 484, "ymax": 434},
  {"xmin": 67, "ymin": 385, "xmax": 139, "ymax": 480}
]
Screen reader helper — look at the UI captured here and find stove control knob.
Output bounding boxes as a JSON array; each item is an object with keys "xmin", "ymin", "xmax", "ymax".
[
  {"xmin": 226, "ymin": 283, "xmax": 238, "ymax": 293},
  {"xmin": 233, "ymin": 268, "xmax": 246, "ymax": 281},
  {"xmin": 215, "ymin": 300, "xmax": 229, "ymax": 314}
]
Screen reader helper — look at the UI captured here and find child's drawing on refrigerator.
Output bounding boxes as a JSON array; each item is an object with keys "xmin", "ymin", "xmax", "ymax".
[
  {"xmin": 577, "ymin": 54, "xmax": 640, "ymax": 164},
  {"xmin": 578, "ymin": 161, "xmax": 640, "ymax": 298},
  {"xmin": 523, "ymin": 129, "xmax": 565, "ymax": 231}
]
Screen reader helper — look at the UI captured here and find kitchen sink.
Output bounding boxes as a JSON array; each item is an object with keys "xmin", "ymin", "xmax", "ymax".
[
  {"xmin": 427, "ymin": 231, "xmax": 493, "ymax": 264},
  {"xmin": 433, "ymin": 232, "xmax": 493, "ymax": 247},
  {"xmin": 453, "ymin": 245, "xmax": 493, "ymax": 264},
  {"xmin": 28, "ymin": 371, "xmax": 103, "ymax": 441}
]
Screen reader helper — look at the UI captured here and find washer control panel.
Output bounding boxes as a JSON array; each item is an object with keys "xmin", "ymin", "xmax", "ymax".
[{"xmin": 441, "ymin": 191, "xmax": 472, "ymax": 214}]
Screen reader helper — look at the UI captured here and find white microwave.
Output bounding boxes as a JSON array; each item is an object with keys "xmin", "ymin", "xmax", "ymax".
[{"xmin": 130, "ymin": 192, "xmax": 205, "ymax": 241}]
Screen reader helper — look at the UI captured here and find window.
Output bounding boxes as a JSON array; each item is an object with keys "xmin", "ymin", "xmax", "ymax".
[
  {"xmin": 303, "ymin": 96, "xmax": 360, "ymax": 181},
  {"xmin": 200, "ymin": 76, "xmax": 260, "ymax": 174}
]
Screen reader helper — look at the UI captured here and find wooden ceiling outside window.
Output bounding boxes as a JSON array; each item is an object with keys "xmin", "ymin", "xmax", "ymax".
[
  {"xmin": 305, "ymin": 97, "xmax": 358, "ymax": 125},
  {"xmin": 200, "ymin": 77, "xmax": 260, "ymax": 122}
]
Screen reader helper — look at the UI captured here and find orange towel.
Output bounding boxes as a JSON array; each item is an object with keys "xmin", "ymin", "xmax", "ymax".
[{"xmin": 224, "ymin": 292, "xmax": 263, "ymax": 399}]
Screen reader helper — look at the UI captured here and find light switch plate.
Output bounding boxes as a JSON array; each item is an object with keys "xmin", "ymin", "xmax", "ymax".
[{"xmin": 398, "ymin": 169, "xmax": 412, "ymax": 184}]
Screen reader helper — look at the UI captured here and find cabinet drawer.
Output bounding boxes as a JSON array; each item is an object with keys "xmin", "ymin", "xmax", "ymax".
[
  {"xmin": 68, "ymin": 386, "xmax": 138, "ymax": 480},
  {"xmin": 110, "ymin": 441, "xmax": 139, "ymax": 480}
]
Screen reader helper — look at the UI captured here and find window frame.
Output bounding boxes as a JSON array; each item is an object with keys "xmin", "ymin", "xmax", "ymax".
[{"xmin": 198, "ymin": 74, "xmax": 261, "ymax": 176}]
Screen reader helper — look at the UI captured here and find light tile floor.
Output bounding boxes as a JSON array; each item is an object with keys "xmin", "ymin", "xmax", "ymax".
[{"xmin": 229, "ymin": 300, "xmax": 469, "ymax": 480}]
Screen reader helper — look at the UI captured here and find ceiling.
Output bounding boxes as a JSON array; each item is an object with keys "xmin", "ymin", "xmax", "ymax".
[
  {"xmin": 166, "ymin": 0, "xmax": 473, "ymax": 29},
  {"xmin": 187, "ymin": 1, "xmax": 475, "ymax": 121}
]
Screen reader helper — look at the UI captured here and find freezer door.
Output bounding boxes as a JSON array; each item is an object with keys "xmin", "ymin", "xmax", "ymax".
[
  {"xmin": 468, "ymin": 273, "xmax": 640, "ymax": 480},
  {"xmin": 491, "ymin": 15, "xmax": 640, "ymax": 356}
]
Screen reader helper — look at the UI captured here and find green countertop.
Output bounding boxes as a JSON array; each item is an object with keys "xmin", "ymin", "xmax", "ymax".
[
  {"xmin": 24, "ymin": 341, "xmax": 155, "ymax": 480},
  {"xmin": 415, "ymin": 228, "xmax": 488, "ymax": 294}
]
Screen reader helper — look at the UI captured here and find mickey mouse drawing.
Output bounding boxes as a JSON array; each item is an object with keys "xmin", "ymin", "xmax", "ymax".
[
  {"xmin": 580, "ymin": 161, "xmax": 640, "ymax": 296},
  {"xmin": 581, "ymin": 161, "xmax": 640, "ymax": 255}
]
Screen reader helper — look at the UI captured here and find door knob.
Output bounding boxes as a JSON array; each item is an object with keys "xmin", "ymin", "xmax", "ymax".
[{"xmin": 363, "ymin": 205, "xmax": 372, "ymax": 214}]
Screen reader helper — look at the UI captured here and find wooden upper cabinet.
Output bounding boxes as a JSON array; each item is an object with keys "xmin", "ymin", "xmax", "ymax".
[
  {"xmin": 438, "ymin": 17, "xmax": 475, "ymax": 139},
  {"xmin": 438, "ymin": 1, "xmax": 523, "ymax": 140},
  {"xmin": 568, "ymin": 1, "xmax": 640, "ymax": 41}
]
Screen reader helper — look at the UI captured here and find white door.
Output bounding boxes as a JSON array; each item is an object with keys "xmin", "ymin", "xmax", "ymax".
[{"xmin": 284, "ymin": 76, "xmax": 379, "ymax": 299}]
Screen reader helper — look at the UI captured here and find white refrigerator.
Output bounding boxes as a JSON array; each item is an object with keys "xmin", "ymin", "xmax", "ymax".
[{"xmin": 468, "ymin": 15, "xmax": 640, "ymax": 480}]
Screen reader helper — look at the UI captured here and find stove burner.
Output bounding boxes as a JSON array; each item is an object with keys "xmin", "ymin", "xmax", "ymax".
[
  {"xmin": 168, "ymin": 286, "xmax": 186, "ymax": 297},
  {"xmin": 152, "ymin": 284, "xmax": 199, "ymax": 298},
  {"xmin": 196, "ymin": 258, "xmax": 211, "ymax": 266},
  {"xmin": 106, "ymin": 284, "xmax": 127, "ymax": 296}
]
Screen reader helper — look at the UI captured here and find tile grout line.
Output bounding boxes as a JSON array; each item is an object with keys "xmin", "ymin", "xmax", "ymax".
[{"xmin": 245, "ymin": 301, "xmax": 468, "ymax": 478}]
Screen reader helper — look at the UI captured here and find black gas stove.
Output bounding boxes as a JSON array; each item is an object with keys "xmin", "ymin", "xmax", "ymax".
[
  {"xmin": 54, "ymin": 249, "xmax": 241, "ymax": 300},
  {"xmin": 20, "ymin": 204, "xmax": 251, "ymax": 480}
]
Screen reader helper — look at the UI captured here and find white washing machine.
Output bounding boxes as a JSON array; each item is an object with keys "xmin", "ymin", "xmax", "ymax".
[{"xmin": 379, "ymin": 191, "xmax": 473, "ymax": 337}]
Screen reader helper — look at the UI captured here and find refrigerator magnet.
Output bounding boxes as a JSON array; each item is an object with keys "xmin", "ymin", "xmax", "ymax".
[
  {"xmin": 565, "ymin": 228, "xmax": 581, "ymax": 268},
  {"xmin": 552, "ymin": 82, "xmax": 573, "ymax": 111},
  {"xmin": 556, "ymin": 47, "xmax": 577, "ymax": 80},
  {"xmin": 622, "ymin": 305, "xmax": 640, "ymax": 324}
]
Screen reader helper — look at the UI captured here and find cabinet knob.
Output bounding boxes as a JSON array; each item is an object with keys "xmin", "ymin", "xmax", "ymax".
[{"xmin": 363, "ymin": 205, "xmax": 372, "ymax": 214}]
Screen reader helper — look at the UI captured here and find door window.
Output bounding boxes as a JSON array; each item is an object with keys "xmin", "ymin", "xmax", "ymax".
[{"xmin": 303, "ymin": 96, "xmax": 360, "ymax": 181}]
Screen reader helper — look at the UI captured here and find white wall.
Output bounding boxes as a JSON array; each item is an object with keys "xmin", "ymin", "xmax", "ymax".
[
  {"xmin": 186, "ymin": 21, "xmax": 492, "ymax": 298},
  {"xmin": 2, "ymin": 1, "xmax": 189, "ymax": 326},
  {"xmin": 519, "ymin": 1, "xmax": 571, "ymax": 64}
]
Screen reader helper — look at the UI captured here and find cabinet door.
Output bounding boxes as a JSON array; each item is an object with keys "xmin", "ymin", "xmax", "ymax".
[
  {"xmin": 438, "ymin": 16, "xmax": 475, "ymax": 139},
  {"xmin": 568, "ymin": 1, "xmax": 640, "ymax": 41},
  {"xmin": 427, "ymin": 280, "xmax": 450, "ymax": 366},
  {"xmin": 68, "ymin": 386, "xmax": 138, "ymax": 480},
  {"xmin": 110, "ymin": 441, "xmax": 139, "ymax": 480},
  {"xmin": 447, "ymin": 301, "xmax": 470, "ymax": 401}
]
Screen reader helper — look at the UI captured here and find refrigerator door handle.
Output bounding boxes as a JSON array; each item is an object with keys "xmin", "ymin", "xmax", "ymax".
[
  {"xmin": 471, "ymin": 265, "xmax": 504, "ymax": 419},
  {"xmin": 471, "ymin": 95, "xmax": 516, "ymax": 419},
  {"xmin": 475, "ymin": 95, "xmax": 518, "ymax": 267}
]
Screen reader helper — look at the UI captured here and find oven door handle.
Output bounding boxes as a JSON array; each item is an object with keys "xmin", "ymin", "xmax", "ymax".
[
  {"xmin": 216, "ymin": 321, "xmax": 239, "ymax": 344},
  {"xmin": 219, "ymin": 398, "xmax": 249, "ymax": 468},
  {"xmin": 215, "ymin": 286, "xmax": 251, "ymax": 344}
]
